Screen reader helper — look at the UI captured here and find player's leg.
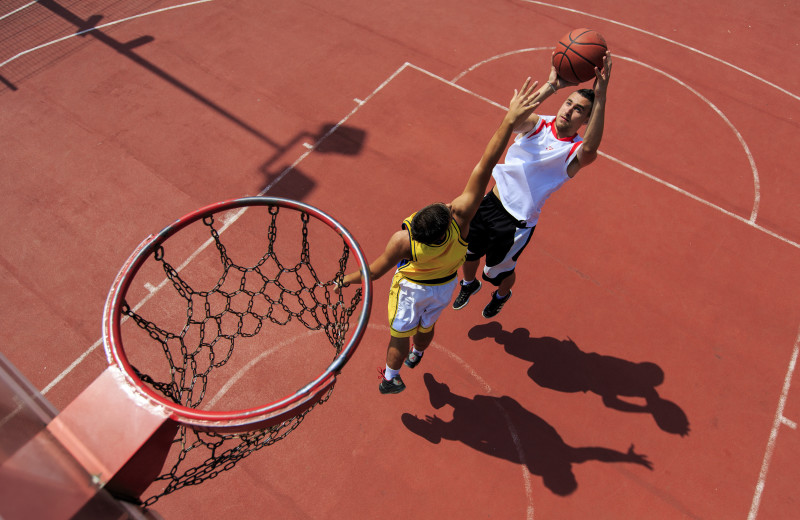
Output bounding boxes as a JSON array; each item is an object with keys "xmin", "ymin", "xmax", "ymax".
[
  {"xmin": 386, "ymin": 335, "xmax": 411, "ymax": 370},
  {"xmin": 455, "ymin": 193, "xmax": 501, "ymax": 310},
  {"xmin": 406, "ymin": 277, "xmax": 456, "ymax": 368},
  {"xmin": 405, "ymin": 327, "xmax": 434, "ymax": 368},
  {"xmin": 413, "ymin": 328, "xmax": 435, "ymax": 350},
  {"xmin": 482, "ymin": 226, "xmax": 534, "ymax": 318},
  {"xmin": 497, "ymin": 271, "xmax": 516, "ymax": 296},
  {"xmin": 382, "ymin": 273, "xmax": 422, "ymax": 393},
  {"xmin": 380, "ymin": 334, "xmax": 410, "ymax": 394},
  {"xmin": 455, "ymin": 194, "xmax": 495, "ymax": 309},
  {"xmin": 454, "ymin": 260, "xmax": 482, "ymax": 309},
  {"xmin": 461, "ymin": 258, "xmax": 480, "ymax": 281}
]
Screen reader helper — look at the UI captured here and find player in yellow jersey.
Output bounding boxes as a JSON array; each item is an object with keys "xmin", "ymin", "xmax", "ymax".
[{"xmin": 339, "ymin": 79, "xmax": 540, "ymax": 394}]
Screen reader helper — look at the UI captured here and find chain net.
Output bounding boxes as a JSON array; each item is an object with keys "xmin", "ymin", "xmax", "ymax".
[{"xmin": 118, "ymin": 204, "xmax": 362, "ymax": 507}]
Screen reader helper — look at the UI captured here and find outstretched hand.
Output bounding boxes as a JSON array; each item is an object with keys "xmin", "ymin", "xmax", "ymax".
[
  {"xmin": 593, "ymin": 51, "xmax": 612, "ymax": 96},
  {"xmin": 627, "ymin": 444, "xmax": 653, "ymax": 470},
  {"xmin": 505, "ymin": 77, "xmax": 540, "ymax": 127}
]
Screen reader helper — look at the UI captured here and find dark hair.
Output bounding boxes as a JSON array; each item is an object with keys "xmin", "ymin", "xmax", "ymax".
[
  {"xmin": 410, "ymin": 203, "xmax": 451, "ymax": 245},
  {"xmin": 576, "ymin": 88, "xmax": 595, "ymax": 104}
]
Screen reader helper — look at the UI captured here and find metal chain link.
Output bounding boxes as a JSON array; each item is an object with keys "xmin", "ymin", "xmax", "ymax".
[{"xmin": 118, "ymin": 206, "xmax": 362, "ymax": 506}]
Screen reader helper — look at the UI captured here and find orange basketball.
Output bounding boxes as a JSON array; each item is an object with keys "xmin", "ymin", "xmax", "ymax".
[{"xmin": 553, "ymin": 28, "xmax": 608, "ymax": 83}]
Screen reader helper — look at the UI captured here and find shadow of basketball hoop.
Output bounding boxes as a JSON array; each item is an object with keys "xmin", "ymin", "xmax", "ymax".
[
  {"xmin": 258, "ymin": 123, "xmax": 367, "ymax": 199},
  {"xmin": 8, "ymin": 1, "xmax": 369, "ymax": 198},
  {"xmin": 313, "ymin": 123, "xmax": 367, "ymax": 156}
]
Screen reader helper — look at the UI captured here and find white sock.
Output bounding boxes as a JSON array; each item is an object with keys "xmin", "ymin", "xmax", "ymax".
[
  {"xmin": 461, "ymin": 278, "xmax": 475, "ymax": 285},
  {"xmin": 384, "ymin": 366, "xmax": 400, "ymax": 380},
  {"xmin": 411, "ymin": 347, "xmax": 424, "ymax": 356}
]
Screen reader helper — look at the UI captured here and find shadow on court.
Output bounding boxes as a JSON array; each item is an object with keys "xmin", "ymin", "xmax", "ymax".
[
  {"xmin": 402, "ymin": 373, "xmax": 653, "ymax": 496},
  {"xmin": 24, "ymin": 1, "xmax": 369, "ymax": 181},
  {"xmin": 258, "ymin": 123, "xmax": 367, "ymax": 198},
  {"xmin": 468, "ymin": 322, "xmax": 690, "ymax": 436}
]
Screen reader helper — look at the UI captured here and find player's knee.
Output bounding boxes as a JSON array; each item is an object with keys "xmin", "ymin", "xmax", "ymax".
[
  {"xmin": 465, "ymin": 252, "xmax": 483, "ymax": 262},
  {"xmin": 482, "ymin": 268, "xmax": 515, "ymax": 287}
]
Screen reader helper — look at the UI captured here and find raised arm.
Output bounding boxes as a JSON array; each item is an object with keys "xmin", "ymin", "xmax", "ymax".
[
  {"xmin": 513, "ymin": 54, "xmax": 581, "ymax": 134},
  {"xmin": 569, "ymin": 51, "xmax": 612, "ymax": 177},
  {"xmin": 450, "ymin": 79, "xmax": 540, "ymax": 232}
]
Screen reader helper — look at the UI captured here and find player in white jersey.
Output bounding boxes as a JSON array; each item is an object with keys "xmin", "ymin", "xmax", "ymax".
[
  {"xmin": 337, "ymin": 79, "xmax": 541, "ymax": 394},
  {"xmin": 454, "ymin": 51, "xmax": 612, "ymax": 318}
]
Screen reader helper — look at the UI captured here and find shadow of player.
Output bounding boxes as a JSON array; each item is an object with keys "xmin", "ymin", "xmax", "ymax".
[
  {"xmin": 468, "ymin": 322, "xmax": 690, "ymax": 436},
  {"xmin": 402, "ymin": 373, "xmax": 653, "ymax": 496}
]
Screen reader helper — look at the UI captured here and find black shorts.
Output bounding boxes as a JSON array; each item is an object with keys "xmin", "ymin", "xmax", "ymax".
[{"xmin": 465, "ymin": 192, "xmax": 535, "ymax": 284}]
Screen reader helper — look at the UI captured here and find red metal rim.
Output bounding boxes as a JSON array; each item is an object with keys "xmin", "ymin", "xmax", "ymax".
[{"xmin": 102, "ymin": 197, "xmax": 372, "ymax": 431}]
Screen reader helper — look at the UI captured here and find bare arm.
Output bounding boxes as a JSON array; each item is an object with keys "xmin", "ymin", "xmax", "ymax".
[
  {"xmin": 450, "ymin": 79, "xmax": 540, "ymax": 233},
  {"xmin": 514, "ymin": 54, "xmax": 580, "ymax": 134},
  {"xmin": 568, "ymin": 51, "xmax": 612, "ymax": 178},
  {"xmin": 339, "ymin": 230, "xmax": 411, "ymax": 289}
]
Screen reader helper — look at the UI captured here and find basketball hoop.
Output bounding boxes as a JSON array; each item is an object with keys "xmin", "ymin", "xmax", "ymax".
[{"xmin": 101, "ymin": 197, "xmax": 371, "ymax": 504}]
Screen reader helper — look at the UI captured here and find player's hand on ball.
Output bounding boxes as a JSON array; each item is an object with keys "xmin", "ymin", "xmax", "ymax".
[{"xmin": 548, "ymin": 53, "xmax": 579, "ymax": 90}]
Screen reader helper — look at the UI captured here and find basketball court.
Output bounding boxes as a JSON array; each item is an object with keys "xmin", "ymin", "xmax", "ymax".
[{"xmin": 1, "ymin": 1, "xmax": 799, "ymax": 519}]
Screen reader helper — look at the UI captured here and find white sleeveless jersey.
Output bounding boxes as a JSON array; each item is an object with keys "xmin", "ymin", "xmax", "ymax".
[{"xmin": 492, "ymin": 115, "xmax": 583, "ymax": 227}]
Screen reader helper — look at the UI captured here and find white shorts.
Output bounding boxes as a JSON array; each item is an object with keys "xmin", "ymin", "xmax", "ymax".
[{"xmin": 387, "ymin": 272, "xmax": 458, "ymax": 338}]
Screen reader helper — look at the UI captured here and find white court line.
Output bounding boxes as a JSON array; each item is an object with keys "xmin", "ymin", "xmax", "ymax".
[
  {"xmin": 43, "ymin": 63, "xmax": 416, "ymax": 393},
  {"xmin": 0, "ymin": 1, "xmax": 37, "ymax": 22},
  {"xmin": 205, "ymin": 321, "xmax": 536, "ymax": 519},
  {"xmin": 37, "ymin": 59, "xmax": 799, "ymax": 519},
  {"xmin": 3, "ymin": 3, "xmax": 790, "ymax": 514},
  {"xmin": 258, "ymin": 64, "xmax": 413, "ymax": 195},
  {"xmin": 42, "ymin": 205, "xmax": 249, "ymax": 395},
  {"xmin": 450, "ymin": 39, "xmax": 798, "ymax": 515},
  {"xmin": 748, "ymin": 325, "xmax": 800, "ymax": 520},
  {"xmin": 433, "ymin": 338, "xmax": 535, "ymax": 520},
  {"xmin": 45, "ymin": 60, "xmax": 800, "ymax": 401},
  {"xmin": 406, "ymin": 62, "xmax": 506, "ymax": 110},
  {"xmin": 614, "ymin": 56, "xmax": 761, "ymax": 223},
  {"xmin": 599, "ymin": 153, "xmax": 799, "ymax": 250},
  {"xmin": 451, "ymin": 49, "xmax": 762, "ymax": 224},
  {"xmin": 205, "ymin": 330, "xmax": 318, "ymax": 408},
  {"xmin": 0, "ymin": 0, "xmax": 215, "ymax": 69},
  {"xmin": 521, "ymin": 0, "xmax": 800, "ymax": 103},
  {"xmin": 460, "ymin": 7, "xmax": 799, "ymax": 511},
  {"xmin": 28, "ymin": 55, "xmax": 798, "ymax": 520}
]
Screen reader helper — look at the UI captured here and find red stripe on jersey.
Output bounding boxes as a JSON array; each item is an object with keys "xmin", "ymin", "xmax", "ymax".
[
  {"xmin": 564, "ymin": 141, "xmax": 582, "ymax": 162},
  {"xmin": 528, "ymin": 118, "xmax": 546, "ymax": 138},
  {"xmin": 548, "ymin": 120, "xmax": 578, "ymax": 142}
]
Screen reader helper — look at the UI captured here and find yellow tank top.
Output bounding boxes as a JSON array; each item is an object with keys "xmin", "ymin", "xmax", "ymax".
[{"xmin": 396, "ymin": 212, "xmax": 468, "ymax": 284}]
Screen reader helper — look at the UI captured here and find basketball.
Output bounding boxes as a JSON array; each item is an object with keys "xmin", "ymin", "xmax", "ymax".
[{"xmin": 553, "ymin": 28, "xmax": 608, "ymax": 84}]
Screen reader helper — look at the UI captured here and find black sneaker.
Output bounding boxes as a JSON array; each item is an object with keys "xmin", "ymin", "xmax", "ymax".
[
  {"xmin": 404, "ymin": 350, "xmax": 423, "ymax": 368},
  {"xmin": 453, "ymin": 280, "xmax": 481, "ymax": 309},
  {"xmin": 378, "ymin": 369, "xmax": 406, "ymax": 394},
  {"xmin": 482, "ymin": 290, "xmax": 511, "ymax": 318}
]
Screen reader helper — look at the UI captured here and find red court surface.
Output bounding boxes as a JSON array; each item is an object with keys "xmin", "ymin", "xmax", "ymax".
[{"xmin": 2, "ymin": 1, "xmax": 799, "ymax": 518}]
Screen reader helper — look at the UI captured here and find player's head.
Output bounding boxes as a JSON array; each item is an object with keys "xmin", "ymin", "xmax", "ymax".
[
  {"xmin": 555, "ymin": 89, "xmax": 594, "ymax": 134},
  {"xmin": 543, "ymin": 466, "xmax": 578, "ymax": 496},
  {"xmin": 410, "ymin": 203, "xmax": 451, "ymax": 245},
  {"xmin": 637, "ymin": 362, "xmax": 665, "ymax": 387}
]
